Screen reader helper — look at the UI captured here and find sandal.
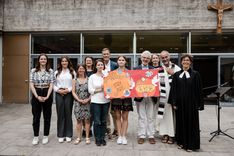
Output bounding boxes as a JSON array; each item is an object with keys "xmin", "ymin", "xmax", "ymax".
[
  {"xmin": 85, "ymin": 138, "xmax": 91, "ymax": 144},
  {"xmin": 74, "ymin": 138, "xmax": 81, "ymax": 145},
  {"xmin": 177, "ymin": 144, "xmax": 183, "ymax": 149},
  {"xmin": 161, "ymin": 135, "xmax": 168, "ymax": 143},
  {"xmin": 167, "ymin": 137, "xmax": 174, "ymax": 144},
  {"xmin": 186, "ymin": 149, "xmax": 193, "ymax": 152}
]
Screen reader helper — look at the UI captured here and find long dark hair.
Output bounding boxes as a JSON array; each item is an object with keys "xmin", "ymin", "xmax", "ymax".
[
  {"xmin": 35, "ymin": 53, "xmax": 50, "ymax": 72},
  {"xmin": 76, "ymin": 64, "xmax": 87, "ymax": 78},
  {"xmin": 117, "ymin": 55, "xmax": 127, "ymax": 67},
  {"xmin": 84, "ymin": 56, "xmax": 94, "ymax": 71},
  {"xmin": 56, "ymin": 56, "xmax": 75, "ymax": 78},
  {"xmin": 93, "ymin": 59, "xmax": 105, "ymax": 73}
]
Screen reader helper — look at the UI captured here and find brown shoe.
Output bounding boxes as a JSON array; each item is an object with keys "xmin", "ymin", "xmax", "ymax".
[
  {"xmin": 137, "ymin": 138, "xmax": 145, "ymax": 144},
  {"xmin": 167, "ymin": 137, "xmax": 174, "ymax": 144},
  {"xmin": 149, "ymin": 138, "xmax": 156, "ymax": 144},
  {"xmin": 161, "ymin": 135, "xmax": 168, "ymax": 143}
]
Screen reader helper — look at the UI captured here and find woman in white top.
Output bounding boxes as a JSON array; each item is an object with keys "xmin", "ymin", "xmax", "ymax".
[
  {"xmin": 88, "ymin": 59, "xmax": 110, "ymax": 146},
  {"xmin": 54, "ymin": 56, "xmax": 76, "ymax": 143}
]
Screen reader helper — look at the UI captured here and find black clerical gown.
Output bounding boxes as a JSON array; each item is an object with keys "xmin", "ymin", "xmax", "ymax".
[{"xmin": 169, "ymin": 68, "xmax": 204, "ymax": 150}]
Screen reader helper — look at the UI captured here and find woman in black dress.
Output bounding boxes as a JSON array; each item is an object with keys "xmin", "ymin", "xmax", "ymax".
[
  {"xmin": 169, "ymin": 54, "xmax": 204, "ymax": 152},
  {"xmin": 112, "ymin": 56, "xmax": 133, "ymax": 145}
]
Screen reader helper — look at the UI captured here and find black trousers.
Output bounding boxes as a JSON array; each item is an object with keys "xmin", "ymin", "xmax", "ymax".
[
  {"xmin": 31, "ymin": 88, "xmax": 53, "ymax": 137},
  {"xmin": 56, "ymin": 93, "xmax": 73, "ymax": 138}
]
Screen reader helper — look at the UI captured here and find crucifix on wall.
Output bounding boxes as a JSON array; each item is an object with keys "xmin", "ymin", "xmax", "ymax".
[{"xmin": 208, "ymin": 0, "xmax": 233, "ymax": 34}]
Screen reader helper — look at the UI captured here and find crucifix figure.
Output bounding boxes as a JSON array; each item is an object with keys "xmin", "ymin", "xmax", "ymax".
[{"xmin": 208, "ymin": 0, "xmax": 233, "ymax": 33}]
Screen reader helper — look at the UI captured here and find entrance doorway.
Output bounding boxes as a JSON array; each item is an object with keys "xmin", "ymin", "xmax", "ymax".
[{"xmin": 3, "ymin": 34, "xmax": 30, "ymax": 103}]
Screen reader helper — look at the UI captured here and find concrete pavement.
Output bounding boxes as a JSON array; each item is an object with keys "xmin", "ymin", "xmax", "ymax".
[{"xmin": 0, "ymin": 104, "xmax": 234, "ymax": 156}]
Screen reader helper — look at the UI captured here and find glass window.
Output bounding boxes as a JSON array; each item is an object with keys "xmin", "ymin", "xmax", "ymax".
[
  {"xmin": 193, "ymin": 56, "xmax": 218, "ymax": 96},
  {"xmin": 137, "ymin": 33, "xmax": 187, "ymax": 53},
  {"xmin": 83, "ymin": 33, "xmax": 133, "ymax": 53},
  {"xmin": 191, "ymin": 32, "xmax": 234, "ymax": 53},
  {"xmin": 220, "ymin": 58, "xmax": 234, "ymax": 103},
  {"xmin": 32, "ymin": 34, "xmax": 80, "ymax": 54}
]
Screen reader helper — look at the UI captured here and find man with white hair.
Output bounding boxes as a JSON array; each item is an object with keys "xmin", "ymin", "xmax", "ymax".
[
  {"xmin": 157, "ymin": 50, "xmax": 181, "ymax": 144},
  {"xmin": 134, "ymin": 50, "xmax": 157, "ymax": 144}
]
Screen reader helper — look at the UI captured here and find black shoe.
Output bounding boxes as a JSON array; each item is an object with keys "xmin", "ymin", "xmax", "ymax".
[
  {"xmin": 96, "ymin": 140, "xmax": 101, "ymax": 146},
  {"xmin": 101, "ymin": 139, "xmax": 106, "ymax": 146}
]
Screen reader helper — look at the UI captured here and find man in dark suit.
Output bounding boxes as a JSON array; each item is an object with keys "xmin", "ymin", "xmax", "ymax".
[
  {"xmin": 134, "ymin": 50, "xmax": 157, "ymax": 144},
  {"xmin": 102, "ymin": 48, "xmax": 118, "ymax": 138}
]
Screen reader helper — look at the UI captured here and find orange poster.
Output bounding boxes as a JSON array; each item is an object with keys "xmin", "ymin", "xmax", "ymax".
[{"xmin": 104, "ymin": 69, "xmax": 160, "ymax": 99}]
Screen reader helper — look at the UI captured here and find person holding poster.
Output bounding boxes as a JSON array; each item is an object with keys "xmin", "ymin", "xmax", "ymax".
[
  {"xmin": 88, "ymin": 59, "xmax": 110, "ymax": 146},
  {"xmin": 157, "ymin": 50, "xmax": 181, "ymax": 144},
  {"xmin": 134, "ymin": 50, "xmax": 157, "ymax": 144},
  {"xmin": 102, "ymin": 48, "xmax": 118, "ymax": 138},
  {"xmin": 169, "ymin": 54, "xmax": 204, "ymax": 152},
  {"xmin": 111, "ymin": 56, "xmax": 133, "ymax": 145}
]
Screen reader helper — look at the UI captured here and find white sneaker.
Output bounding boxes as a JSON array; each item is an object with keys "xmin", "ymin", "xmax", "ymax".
[
  {"xmin": 32, "ymin": 137, "xmax": 39, "ymax": 145},
  {"xmin": 122, "ymin": 136, "xmax": 128, "ymax": 145},
  {"xmin": 117, "ymin": 136, "xmax": 122, "ymax": 144},
  {"xmin": 66, "ymin": 137, "xmax": 72, "ymax": 142},
  {"xmin": 42, "ymin": 136, "xmax": 49, "ymax": 145},
  {"xmin": 58, "ymin": 138, "xmax": 64, "ymax": 143}
]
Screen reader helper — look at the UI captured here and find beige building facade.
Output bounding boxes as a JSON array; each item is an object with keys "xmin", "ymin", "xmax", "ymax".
[{"xmin": 0, "ymin": 0, "xmax": 233, "ymax": 103}]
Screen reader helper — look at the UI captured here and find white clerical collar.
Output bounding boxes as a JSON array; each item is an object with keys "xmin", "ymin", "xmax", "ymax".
[{"xmin": 179, "ymin": 70, "xmax": 190, "ymax": 79}]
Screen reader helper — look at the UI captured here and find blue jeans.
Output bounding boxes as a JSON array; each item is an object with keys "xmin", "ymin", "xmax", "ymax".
[{"xmin": 90, "ymin": 102, "xmax": 110, "ymax": 142}]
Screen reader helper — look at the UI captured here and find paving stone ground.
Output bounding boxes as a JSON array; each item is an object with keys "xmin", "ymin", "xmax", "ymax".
[{"xmin": 0, "ymin": 103, "xmax": 234, "ymax": 156}]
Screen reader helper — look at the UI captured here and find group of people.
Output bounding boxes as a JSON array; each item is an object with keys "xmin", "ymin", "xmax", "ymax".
[{"xmin": 29, "ymin": 48, "xmax": 204, "ymax": 152}]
